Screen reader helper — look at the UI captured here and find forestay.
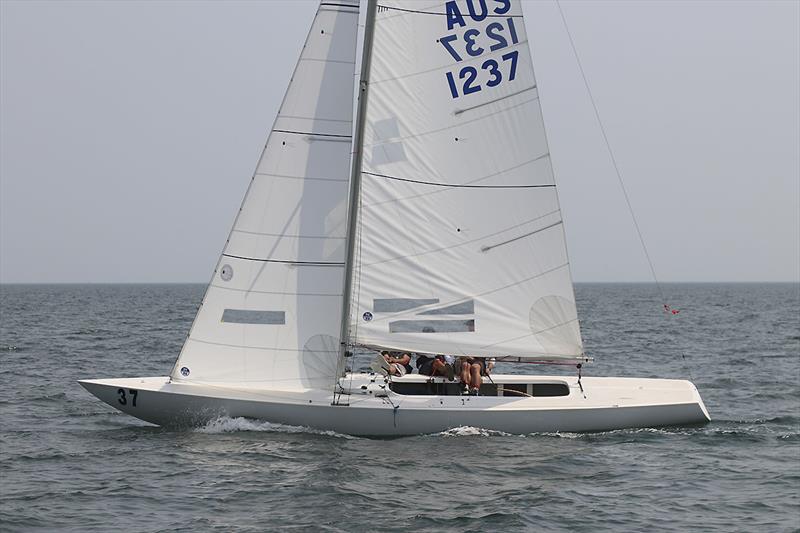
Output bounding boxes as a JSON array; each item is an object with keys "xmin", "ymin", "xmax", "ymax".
[
  {"xmin": 349, "ymin": 0, "xmax": 584, "ymax": 361},
  {"xmin": 170, "ymin": 1, "xmax": 360, "ymax": 389}
]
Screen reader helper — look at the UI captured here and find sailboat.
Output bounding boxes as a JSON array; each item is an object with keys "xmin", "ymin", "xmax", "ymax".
[{"xmin": 80, "ymin": 0, "xmax": 710, "ymax": 436}]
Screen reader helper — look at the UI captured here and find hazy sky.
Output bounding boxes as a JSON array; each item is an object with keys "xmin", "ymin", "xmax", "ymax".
[{"xmin": 1, "ymin": 0, "xmax": 798, "ymax": 283}]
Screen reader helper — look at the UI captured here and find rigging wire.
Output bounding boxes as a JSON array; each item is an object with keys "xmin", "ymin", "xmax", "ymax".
[
  {"xmin": 554, "ymin": 0, "xmax": 694, "ymax": 380},
  {"xmin": 554, "ymin": 0, "xmax": 664, "ymax": 303}
]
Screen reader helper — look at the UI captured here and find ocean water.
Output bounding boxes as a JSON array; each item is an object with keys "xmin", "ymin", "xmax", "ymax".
[{"xmin": 1, "ymin": 283, "xmax": 798, "ymax": 532}]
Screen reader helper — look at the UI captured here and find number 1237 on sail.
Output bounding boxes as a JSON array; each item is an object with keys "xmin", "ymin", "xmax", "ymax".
[{"xmin": 439, "ymin": 12, "xmax": 521, "ymax": 98}]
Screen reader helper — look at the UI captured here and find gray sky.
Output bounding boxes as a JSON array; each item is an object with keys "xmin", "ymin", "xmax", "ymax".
[{"xmin": 1, "ymin": 0, "xmax": 798, "ymax": 283}]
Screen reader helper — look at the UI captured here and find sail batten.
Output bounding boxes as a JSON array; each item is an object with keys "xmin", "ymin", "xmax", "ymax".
[
  {"xmin": 363, "ymin": 90, "xmax": 539, "ymax": 146},
  {"xmin": 348, "ymin": 0, "xmax": 584, "ymax": 361}
]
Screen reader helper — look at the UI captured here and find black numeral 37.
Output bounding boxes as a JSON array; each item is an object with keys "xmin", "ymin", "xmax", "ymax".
[{"xmin": 117, "ymin": 388, "xmax": 138, "ymax": 407}]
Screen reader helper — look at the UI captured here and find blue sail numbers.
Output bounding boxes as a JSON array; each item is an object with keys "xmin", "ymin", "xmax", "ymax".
[{"xmin": 440, "ymin": 0, "xmax": 520, "ymax": 99}]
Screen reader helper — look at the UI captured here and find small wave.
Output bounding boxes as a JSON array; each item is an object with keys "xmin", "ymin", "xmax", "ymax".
[
  {"xmin": 72, "ymin": 328, "xmax": 112, "ymax": 336},
  {"xmin": 536, "ymin": 431, "xmax": 584, "ymax": 439},
  {"xmin": 705, "ymin": 428, "xmax": 769, "ymax": 438},
  {"xmin": 1, "ymin": 391, "xmax": 71, "ymax": 405},
  {"xmin": 542, "ymin": 426, "xmax": 697, "ymax": 439},
  {"xmin": 28, "ymin": 392, "xmax": 68, "ymax": 402},
  {"xmin": 194, "ymin": 416, "xmax": 357, "ymax": 439},
  {"xmin": 717, "ymin": 415, "xmax": 798, "ymax": 425}
]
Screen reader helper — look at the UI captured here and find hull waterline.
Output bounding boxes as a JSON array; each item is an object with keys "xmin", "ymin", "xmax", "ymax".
[{"xmin": 79, "ymin": 374, "xmax": 710, "ymax": 437}]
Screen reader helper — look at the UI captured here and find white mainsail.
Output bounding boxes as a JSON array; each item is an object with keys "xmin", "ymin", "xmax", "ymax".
[
  {"xmin": 170, "ymin": 1, "xmax": 360, "ymax": 389},
  {"xmin": 347, "ymin": 0, "xmax": 584, "ymax": 361}
]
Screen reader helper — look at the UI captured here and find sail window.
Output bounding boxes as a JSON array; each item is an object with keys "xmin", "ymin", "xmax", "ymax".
[
  {"xmin": 221, "ymin": 309, "xmax": 286, "ymax": 325},
  {"xmin": 389, "ymin": 319, "xmax": 475, "ymax": 333},
  {"xmin": 374, "ymin": 298, "xmax": 439, "ymax": 312},
  {"xmin": 418, "ymin": 300, "xmax": 474, "ymax": 315},
  {"xmin": 370, "ymin": 117, "xmax": 407, "ymax": 165}
]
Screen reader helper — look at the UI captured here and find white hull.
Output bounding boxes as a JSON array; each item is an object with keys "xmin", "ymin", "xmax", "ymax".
[{"xmin": 79, "ymin": 373, "xmax": 710, "ymax": 437}]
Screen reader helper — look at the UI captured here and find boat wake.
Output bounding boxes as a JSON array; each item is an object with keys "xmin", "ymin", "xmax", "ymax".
[
  {"xmin": 435, "ymin": 426, "xmax": 516, "ymax": 438},
  {"xmin": 432, "ymin": 426, "xmax": 723, "ymax": 439},
  {"xmin": 432, "ymin": 426, "xmax": 670, "ymax": 439},
  {"xmin": 194, "ymin": 416, "xmax": 358, "ymax": 439}
]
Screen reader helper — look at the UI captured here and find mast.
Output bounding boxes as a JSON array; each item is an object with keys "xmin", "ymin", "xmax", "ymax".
[{"xmin": 335, "ymin": 0, "xmax": 378, "ymax": 397}]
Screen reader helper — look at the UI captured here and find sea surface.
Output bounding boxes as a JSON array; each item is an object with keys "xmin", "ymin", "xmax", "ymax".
[{"xmin": 1, "ymin": 283, "xmax": 798, "ymax": 532}]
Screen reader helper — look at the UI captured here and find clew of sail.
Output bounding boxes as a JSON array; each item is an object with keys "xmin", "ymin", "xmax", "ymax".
[
  {"xmin": 348, "ymin": 0, "xmax": 584, "ymax": 361},
  {"xmin": 170, "ymin": 1, "xmax": 360, "ymax": 389}
]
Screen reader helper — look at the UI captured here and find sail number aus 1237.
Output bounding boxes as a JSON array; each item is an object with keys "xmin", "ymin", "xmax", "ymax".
[{"xmin": 438, "ymin": 1, "xmax": 521, "ymax": 99}]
